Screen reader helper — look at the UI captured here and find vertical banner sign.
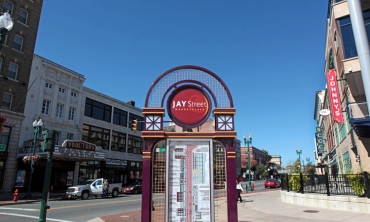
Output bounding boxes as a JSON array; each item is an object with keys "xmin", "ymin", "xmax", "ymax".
[
  {"xmin": 315, "ymin": 127, "xmax": 324, "ymax": 156},
  {"xmin": 326, "ymin": 69, "xmax": 343, "ymax": 123},
  {"xmin": 167, "ymin": 140, "xmax": 211, "ymax": 222}
]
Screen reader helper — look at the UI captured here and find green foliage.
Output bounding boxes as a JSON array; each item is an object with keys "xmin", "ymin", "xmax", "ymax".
[
  {"xmin": 347, "ymin": 174, "xmax": 366, "ymax": 196},
  {"xmin": 262, "ymin": 149, "xmax": 272, "ymax": 162},
  {"xmin": 289, "ymin": 174, "xmax": 309, "ymax": 192},
  {"xmin": 256, "ymin": 164, "xmax": 266, "ymax": 175}
]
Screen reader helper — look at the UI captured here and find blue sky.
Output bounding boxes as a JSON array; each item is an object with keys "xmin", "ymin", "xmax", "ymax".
[{"xmin": 34, "ymin": 0, "xmax": 328, "ymax": 166}]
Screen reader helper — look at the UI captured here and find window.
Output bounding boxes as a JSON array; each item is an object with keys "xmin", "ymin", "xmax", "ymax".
[
  {"xmin": 328, "ymin": 49, "xmax": 335, "ymax": 69},
  {"xmin": 113, "ymin": 108, "xmax": 128, "ymax": 127},
  {"xmin": 59, "ymin": 87, "xmax": 65, "ymax": 93},
  {"xmin": 127, "ymin": 135, "xmax": 142, "ymax": 154},
  {"xmin": 55, "ymin": 131, "xmax": 61, "ymax": 145},
  {"xmin": 334, "ymin": 33, "xmax": 338, "ymax": 50},
  {"xmin": 56, "ymin": 103, "xmax": 64, "ymax": 118},
  {"xmin": 18, "ymin": 8, "xmax": 28, "ymax": 24},
  {"xmin": 82, "ymin": 124, "xmax": 110, "ymax": 150},
  {"xmin": 67, "ymin": 133, "xmax": 74, "ymax": 140},
  {"xmin": 45, "ymin": 82, "xmax": 53, "ymax": 89},
  {"xmin": 2, "ymin": 0, "xmax": 13, "ymax": 15},
  {"xmin": 111, "ymin": 131, "xmax": 126, "ymax": 152},
  {"xmin": 42, "ymin": 99, "xmax": 51, "ymax": 115},
  {"xmin": 339, "ymin": 17, "xmax": 357, "ymax": 58},
  {"xmin": 68, "ymin": 106, "xmax": 76, "ymax": 120},
  {"xmin": 13, "ymin": 34, "xmax": 23, "ymax": 51},
  {"xmin": 7, "ymin": 62, "xmax": 18, "ymax": 79},
  {"xmin": 1, "ymin": 92, "xmax": 12, "ymax": 110},
  {"xmin": 84, "ymin": 98, "xmax": 111, "ymax": 122},
  {"xmin": 71, "ymin": 91, "xmax": 77, "ymax": 97}
]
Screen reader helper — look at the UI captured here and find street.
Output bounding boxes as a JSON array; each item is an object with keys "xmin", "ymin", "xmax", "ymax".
[
  {"xmin": 0, "ymin": 180, "xmax": 276, "ymax": 222},
  {"xmin": 0, "ymin": 194, "xmax": 142, "ymax": 222}
]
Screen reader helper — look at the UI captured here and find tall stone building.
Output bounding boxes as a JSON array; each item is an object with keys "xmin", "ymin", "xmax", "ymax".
[{"xmin": 0, "ymin": 0, "xmax": 43, "ymax": 192}]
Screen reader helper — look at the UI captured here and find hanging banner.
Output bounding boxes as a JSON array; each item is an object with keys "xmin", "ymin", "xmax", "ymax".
[{"xmin": 326, "ymin": 69, "xmax": 343, "ymax": 123}]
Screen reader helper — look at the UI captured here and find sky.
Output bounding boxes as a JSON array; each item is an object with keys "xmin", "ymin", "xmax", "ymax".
[{"xmin": 34, "ymin": 0, "xmax": 328, "ymax": 166}]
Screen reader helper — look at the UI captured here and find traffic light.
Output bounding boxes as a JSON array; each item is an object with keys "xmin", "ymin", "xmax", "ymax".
[
  {"xmin": 131, "ymin": 119, "xmax": 137, "ymax": 132},
  {"xmin": 41, "ymin": 130, "xmax": 55, "ymax": 152}
]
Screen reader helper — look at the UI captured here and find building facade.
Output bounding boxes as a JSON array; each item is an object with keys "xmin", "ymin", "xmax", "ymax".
[
  {"xmin": 12, "ymin": 55, "xmax": 144, "ymax": 192},
  {"xmin": 0, "ymin": 0, "xmax": 43, "ymax": 192},
  {"xmin": 241, "ymin": 145, "xmax": 267, "ymax": 180},
  {"xmin": 314, "ymin": 0, "xmax": 370, "ymax": 175}
]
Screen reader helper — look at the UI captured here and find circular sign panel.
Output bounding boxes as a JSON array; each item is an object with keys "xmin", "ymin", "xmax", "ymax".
[
  {"xmin": 168, "ymin": 87, "xmax": 211, "ymax": 128},
  {"xmin": 319, "ymin": 109, "xmax": 331, "ymax": 116}
]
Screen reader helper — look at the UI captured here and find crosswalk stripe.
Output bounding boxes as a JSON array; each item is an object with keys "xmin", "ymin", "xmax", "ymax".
[{"xmin": 0, "ymin": 212, "xmax": 75, "ymax": 222}]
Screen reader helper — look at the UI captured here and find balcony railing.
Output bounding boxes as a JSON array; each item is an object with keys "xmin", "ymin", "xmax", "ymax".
[
  {"xmin": 348, "ymin": 102, "xmax": 369, "ymax": 119},
  {"xmin": 281, "ymin": 172, "xmax": 370, "ymax": 198}
]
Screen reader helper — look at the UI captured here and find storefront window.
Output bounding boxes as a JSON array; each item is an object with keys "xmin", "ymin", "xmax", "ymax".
[{"xmin": 0, "ymin": 126, "xmax": 10, "ymax": 152}]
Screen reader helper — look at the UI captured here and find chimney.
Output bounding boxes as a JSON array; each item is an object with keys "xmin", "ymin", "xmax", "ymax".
[{"xmin": 127, "ymin": 100, "xmax": 135, "ymax": 107}]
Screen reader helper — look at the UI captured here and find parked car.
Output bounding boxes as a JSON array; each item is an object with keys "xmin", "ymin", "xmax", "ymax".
[
  {"xmin": 264, "ymin": 178, "xmax": 281, "ymax": 188},
  {"xmin": 122, "ymin": 181, "xmax": 142, "ymax": 194},
  {"xmin": 66, "ymin": 178, "xmax": 122, "ymax": 200}
]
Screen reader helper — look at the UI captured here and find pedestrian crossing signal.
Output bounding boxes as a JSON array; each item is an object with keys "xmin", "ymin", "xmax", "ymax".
[{"xmin": 131, "ymin": 119, "xmax": 137, "ymax": 132}]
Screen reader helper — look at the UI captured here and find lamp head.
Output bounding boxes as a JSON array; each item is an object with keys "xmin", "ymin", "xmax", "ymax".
[
  {"xmin": 32, "ymin": 119, "xmax": 37, "ymax": 127},
  {"xmin": 37, "ymin": 118, "xmax": 43, "ymax": 127},
  {"xmin": 243, "ymin": 134, "xmax": 246, "ymax": 140}
]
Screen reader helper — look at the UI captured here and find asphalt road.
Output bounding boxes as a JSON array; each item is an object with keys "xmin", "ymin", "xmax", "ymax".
[{"xmin": 0, "ymin": 194, "xmax": 142, "ymax": 222}]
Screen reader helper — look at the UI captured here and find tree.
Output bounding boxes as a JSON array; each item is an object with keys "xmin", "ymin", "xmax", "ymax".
[
  {"xmin": 262, "ymin": 149, "xmax": 272, "ymax": 163},
  {"xmin": 256, "ymin": 164, "xmax": 266, "ymax": 176}
]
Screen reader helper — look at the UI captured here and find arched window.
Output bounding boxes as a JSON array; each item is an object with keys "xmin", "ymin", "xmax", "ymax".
[{"xmin": 329, "ymin": 49, "xmax": 335, "ymax": 69}]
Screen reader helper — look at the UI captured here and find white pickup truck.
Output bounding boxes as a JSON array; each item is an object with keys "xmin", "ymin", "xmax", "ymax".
[{"xmin": 66, "ymin": 178, "xmax": 122, "ymax": 200}]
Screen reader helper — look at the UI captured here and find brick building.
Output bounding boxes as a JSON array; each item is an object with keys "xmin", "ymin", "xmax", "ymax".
[{"xmin": 0, "ymin": 0, "xmax": 43, "ymax": 192}]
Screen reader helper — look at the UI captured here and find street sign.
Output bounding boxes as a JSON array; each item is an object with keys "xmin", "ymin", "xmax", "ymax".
[
  {"xmin": 156, "ymin": 147, "xmax": 166, "ymax": 153},
  {"xmin": 0, "ymin": 144, "xmax": 5, "ymax": 151}
]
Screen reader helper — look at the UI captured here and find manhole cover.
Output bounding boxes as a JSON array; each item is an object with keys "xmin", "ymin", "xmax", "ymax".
[{"xmin": 303, "ymin": 210, "xmax": 319, "ymax": 213}]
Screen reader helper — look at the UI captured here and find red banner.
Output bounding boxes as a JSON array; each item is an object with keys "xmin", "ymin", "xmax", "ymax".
[{"xmin": 326, "ymin": 69, "xmax": 343, "ymax": 123}]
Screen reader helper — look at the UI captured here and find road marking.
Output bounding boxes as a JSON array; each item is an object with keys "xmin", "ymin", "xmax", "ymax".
[
  {"xmin": 49, "ymin": 198, "xmax": 141, "ymax": 211},
  {"xmin": 0, "ymin": 207, "xmax": 37, "ymax": 211},
  {"xmin": 0, "ymin": 212, "xmax": 75, "ymax": 222}
]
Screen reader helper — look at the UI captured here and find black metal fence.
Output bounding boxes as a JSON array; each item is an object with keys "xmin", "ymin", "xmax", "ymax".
[{"xmin": 281, "ymin": 171, "xmax": 370, "ymax": 198}]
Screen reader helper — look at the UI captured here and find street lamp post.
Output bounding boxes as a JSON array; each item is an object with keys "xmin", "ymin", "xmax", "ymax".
[
  {"xmin": 296, "ymin": 148, "xmax": 302, "ymax": 172},
  {"xmin": 25, "ymin": 118, "xmax": 43, "ymax": 199},
  {"xmin": 244, "ymin": 134, "xmax": 252, "ymax": 191},
  {"xmin": 0, "ymin": 11, "xmax": 14, "ymax": 51}
]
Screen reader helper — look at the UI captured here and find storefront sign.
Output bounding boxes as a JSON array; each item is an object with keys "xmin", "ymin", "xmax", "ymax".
[
  {"xmin": 167, "ymin": 87, "xmax": 211, "ymax": 128},
  {"xmin": 54, "ymin": 147, "xmax": 104, "ymax": 160},
  {"xmin": 0, "ymin": 144, "xmax": 5, "ymax": 152},
  {"xmin": 106, "ymin": 158, "xmax": 127, "ymax": 166},
  {"xmin": 62, "ymin": 140, "xmax": 97, "ymax": 151},
  {"xmin": 167, "ymin": 139, "xmax": 212, "ymax": 222},
  {"xmin": 315, "ymin": 127, "xmax": 324, "ymax": 156},
  {"xmin": 326, "ymin": 69, "xmax": 343, "ymax": 123}
]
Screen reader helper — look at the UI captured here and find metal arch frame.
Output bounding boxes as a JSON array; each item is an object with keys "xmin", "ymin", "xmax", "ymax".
[
  {"xmin": 144, "ymin": 65, "xmax": 234, "ymax": 108},
  {"xmin": 160, "ymin": 79, "xmax": 218, "ymax": 108}
]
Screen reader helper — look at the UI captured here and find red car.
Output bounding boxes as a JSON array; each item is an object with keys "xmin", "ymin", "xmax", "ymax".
[
  {"xmin": 264, "ymin": 178, "xmax": 281, "ymax": 188},
  {"xmin": 122, "ymin": 181, "xmax": 142, "ymax": 194}
]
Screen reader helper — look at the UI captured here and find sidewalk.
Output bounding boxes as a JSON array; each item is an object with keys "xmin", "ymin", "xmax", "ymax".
[
  {"xmin": 0, "ymin": 191, "xmax": 65, "ymax": 205},
  {"xmin": 97, "ymin": 189, "xmax": 370, "ymax": 222}
]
